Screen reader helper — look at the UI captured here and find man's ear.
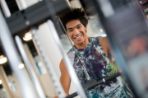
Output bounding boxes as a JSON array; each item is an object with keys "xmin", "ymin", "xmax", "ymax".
[
  {"xmin": 85, "ymin": 28, "xmax": 87, "ymax": 33},
  {"xmin": 85, "ymin": 26, "xmax": 87, "ymax": 33}
]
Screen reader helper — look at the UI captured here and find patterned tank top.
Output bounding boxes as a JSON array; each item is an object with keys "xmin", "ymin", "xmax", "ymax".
[
  {"xmin": 67, "ymin": 37, "xmax": 134, "ymax": 98},
  {"xmin": 67, "ymin": 37, "xmax": 112, "ymax": 84}
]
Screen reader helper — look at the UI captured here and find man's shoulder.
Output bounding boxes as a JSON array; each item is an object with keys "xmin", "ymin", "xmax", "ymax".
[
  {"xmin": 90, "ymin": 36, "xmax": 100, "ymax": 40},
  {"xmin": 92, "ymin": 36, "xmax": 108, "ymax": 43},
  {"xmin": 91, "ymin": 36, "xmax": 106, "ymax": 40}
]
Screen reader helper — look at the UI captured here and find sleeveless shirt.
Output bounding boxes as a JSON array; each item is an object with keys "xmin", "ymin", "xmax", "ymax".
[{"xmin": 67, "ymin": 37, "xmax": 134, "ymax": 98}]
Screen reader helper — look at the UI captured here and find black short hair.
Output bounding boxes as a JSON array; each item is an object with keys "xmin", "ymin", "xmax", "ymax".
[{"xmin": 61, "ymin": 8, "xmax": 88, "ymax": 29}]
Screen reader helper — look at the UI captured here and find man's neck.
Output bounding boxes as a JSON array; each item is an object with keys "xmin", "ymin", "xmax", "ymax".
[{"xmin": 75, "ymin": 38, "xmax": 89, "ymax": 49}]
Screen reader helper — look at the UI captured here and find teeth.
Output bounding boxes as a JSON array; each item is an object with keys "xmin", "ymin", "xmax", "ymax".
[{"xmin": 73, "ymin": 32, "xmax": 82, "ymax": 39}]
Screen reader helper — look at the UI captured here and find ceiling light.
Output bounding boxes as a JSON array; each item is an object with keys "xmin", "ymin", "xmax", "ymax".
[
  {"xmin": 23, "ymin": 32, "xmax": 32, "ymax": 42},
  {"xmin": 0, "ymin": 55, "xmax": 7, "ymax": 65},
  {"xmin": 0, "ymin": 80, "xmax": 2, "ymax": 84},
  {"xmin": 18, "ymin": 63, "xmax": 25, "ymax": 69}
]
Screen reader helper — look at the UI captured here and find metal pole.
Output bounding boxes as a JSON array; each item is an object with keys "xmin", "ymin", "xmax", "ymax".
[
  {"xmin": 31, "ymin": 28, "xmax": 66, "ymax": 98},
  {"xmin": 0, "ymin": 0, "xmax": 11, "ymax": 17},
  {"xmin": 0, "ymin": 10, "xmax": 38, "ymax": 98},
  {"xmin": 15, "ymin": 36, "xmax": 46, "ymax": 98},
  {"xmin": 0, "ymin": 66, "xmax": 13, "ymax": 98}
]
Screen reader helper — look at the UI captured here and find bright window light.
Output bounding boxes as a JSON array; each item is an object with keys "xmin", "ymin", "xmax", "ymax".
[
  {"xmin": 101, "ymin": 33, "xmax": 107, "ymax": 37},
  {"xmin": 99, "ymin": 28, "xmax": 104, "ymax": 33}
]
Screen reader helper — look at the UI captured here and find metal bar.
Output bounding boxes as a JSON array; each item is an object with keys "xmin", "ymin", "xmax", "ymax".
[
  {"xmin": 0, "ymin": 66, "xmax": 13, "ymax": 98},
  {"xmin": 0, "ymin": 10, "xmax": 38, "ymax": 98},
  {"xmin": 6, "ymin": 0, "xmax": 69, "ymax": 35},
  {"xmin": 31, "ymin": 27, "xmax": 66, "ymax": 98},
  {"xmin": 6, "ymin": 1, "xmax": 50, "ymax": 35},
  {"xmin": 0, "ymin": 0, "xmax": 11, "ymax": 17},
  {"xmin": 15, "ymin": 36, "xmax": 46, "ymax": 98}
]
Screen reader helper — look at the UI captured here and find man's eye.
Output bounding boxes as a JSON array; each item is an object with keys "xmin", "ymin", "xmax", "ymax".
[
  {"xmin": 76, "ymin": 25, "xmax": 81, "ymax": 29},
  {"xmin": 67, "ymin": 29, "xmax": 73, "ymax": 32},
  {"xmin": 72, "ymin": 37, "xmax": 76, "ymax": 40}
]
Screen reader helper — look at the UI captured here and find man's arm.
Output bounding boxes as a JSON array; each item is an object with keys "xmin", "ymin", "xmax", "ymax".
[
  {"xmin": 99, "ymin": 37, "xmax": 111, "ymax": 59},
  {"xmin": 99, "ymin": 36, "xmax": 121, "ymax": 74},
  {"xmin": 60, "ymin": 59, "xmax": 71, "ymax": 95}
]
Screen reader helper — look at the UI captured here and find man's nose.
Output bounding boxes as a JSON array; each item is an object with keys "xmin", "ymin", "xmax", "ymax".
[{"xmin": 73, "ymin": 28, "xmax": 80, "ymax": 33}]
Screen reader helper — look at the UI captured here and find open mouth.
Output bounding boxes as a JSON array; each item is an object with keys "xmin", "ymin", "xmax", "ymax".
[{"xmin": 72, "ymin": 32, "xmax": 83, "ymax": 40}]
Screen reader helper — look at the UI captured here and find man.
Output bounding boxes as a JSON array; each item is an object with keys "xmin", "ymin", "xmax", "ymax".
[{"xmin": 60, "ymin": 8, "xmax": 133, "ymax": 98}]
